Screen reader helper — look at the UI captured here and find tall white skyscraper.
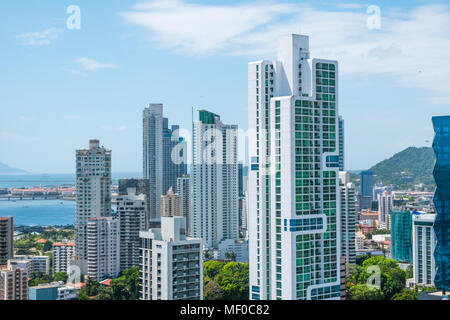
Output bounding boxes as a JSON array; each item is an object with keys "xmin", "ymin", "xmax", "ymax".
[
  {"xmin": 143, "ymin": 104, "xmax": 163, "ymax": 227},
  {"xmin": 413, "ymin": 213, "xmax": 436, "ymax": 287},
  {"xmin": 192, "ymin": 110, "xmax": 239, "ymax": 250},
  {"xmin": 87, "ymin": 217, "xmax": 120, "ymax": 281},
  {"xmin": 139, "ymin": 216, "xmax": 203, "ymax": 300},
  {"xmin": 248, "ymin": 34, "xmax": 341, "ymax": 300},
  {"xmin": 75, "ymin": 140, "xmax": 111, "ymax": 260},
  {"xmin": 339, "ymin": 172, "xmax": 356, "ymax": 264},
  {"xmin": 378, "ymin": 191, "xmax": 394, "ymax": 223}
]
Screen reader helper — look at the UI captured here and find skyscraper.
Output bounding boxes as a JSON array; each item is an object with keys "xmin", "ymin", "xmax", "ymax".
[
  {"xmin": 432, "ymin": 115, "xmax": 450, "ymax": 292},
  {"xmin": 163, "ymin": 119, "xmax": 187, "ymax": 195},
  {"xmin": 117, "ymin": 179, "xmax": 148, "ymax": 271},
  {"xmin": 52, "ymin": 243, "xmax": 74, "ymax": 275},
  {"xmin": 390, "ymin": 210, "xmax": 413, "ymax": 263},
  {"xmin": 177, "ymin": 174, "xmax": 192, "ymax": 237},
  {"xmin": 0, "ymin": 217, "xmax": 13, "ymax": 266},
  {"xmin": 413, "ymin": 213, "xmax": 436, "ymax": 287},
  {"xmin": 378, "ymin": 191, "xmax": 393, "ymax": 223},
  {"xmin": 143, "ymin": 104, "xmax": 163, "ymax": 227},
  {"xmin": 87, "ymin": 217, "xmax": 120, "ymax": 281},
  {"xmin": 339, "ymin": 172, "xmax": 356, "ymax": 264},
  {"xmin": 360, "ymin": 171, "xmax": 374, "ymax": 199},
  {"xmin": 192, "ymin": 110, "xmax": 239, "ymax": 250},
  {"xmin": 248, "ymin": 34, "xmax": 341, "ymax": 300},
  {"xmin": 338, "ymin": 116, "xmax": 344, "ymax": 171},
  {"xmin": 75, "ymin": 140, "xmax": 111, "ymax": 260},
  {"xmin": 139, "ymin": 216, "xmax": 203, "ymax": 300}
]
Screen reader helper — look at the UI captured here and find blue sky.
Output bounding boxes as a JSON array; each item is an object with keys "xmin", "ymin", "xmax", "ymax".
[{"xmin": 1, "ymin": 0, "xmax": 450, "ymax": 173}]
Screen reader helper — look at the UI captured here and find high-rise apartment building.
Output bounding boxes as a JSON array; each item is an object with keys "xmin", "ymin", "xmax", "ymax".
[
  {"xmin": 52, "ymin": 243, "xmax": 74, "ymax": 275},
  {"xmin": 390, "ymin": 210, "xmax": 413, "ymax": 263},
  {"xmin": 0, "ymin": 264, "xmax": 28, "ymax": 300},
  {"xmin": 248, "ymin": 34, "xmax": 341, "ymax": 300},
  {"xmin": 432, "ymin": 115, "xmax": 450, "ymax": 292},
  {"xmin": 338, "ymin": 116, "xmax": 344, "ymax": 171},
  {"xmin": 192, "ymin": 110, "xmax": 239, "ymax": 250},
  {"xmin": 177, "ymin": 174, "xmax": 192, "ymax": 236},
  {"xmin": 75, "ymin": 139, "xmax": 112, "ymax": 260},
  {"xmin": 139, "ymin": 216, "xmax": 203, "ymax": 300},
  {"xmin": 0, "ymin": 217, "xmax": 13, "ymax": 266},
  {"xmin": 144, "ymin": 104, "xmax": 186, "ymax": 227},
  {"xmin": 163, "ymin": 118, "xmax": 187, "ymax": 195},
  {"xmin": 413, "ymin": 213, "xmax": 436, "ymax": 287},
  {"xmin": 143, "ymin": 104, "xmax": 164, "ymax": 227},
  {"xmin": 117, "ymin": 180, "xmax": 148, "ymax": 271},
  {"xmin": 377, "ymin": 191, "xmax": 394, "ymax": 223},
  {"xmin": 87, "ymin": 217, "xmax": 120, "ymax": 281},
  {"xmin": 339, "ymin": 172, "xmax": 356, "ymax": 264},
  {"xmin": 161, "ymin": 187, "xmax": 183, "ymax": 218}
]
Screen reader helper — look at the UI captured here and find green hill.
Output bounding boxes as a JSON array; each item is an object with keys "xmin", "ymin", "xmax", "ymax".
[{"xmin": 368, "ymin": 147, "xmax": 435, "ymax": 190}]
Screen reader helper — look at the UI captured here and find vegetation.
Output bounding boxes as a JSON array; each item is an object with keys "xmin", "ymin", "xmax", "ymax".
[
  {"xmin": 369, "ymin": 147, "xmax": 435, "ymax": 190},
  {"xmin": 77, "ymin": 266, "xmax": 139, "ymax": 300},
  {"xmin": 346, "ymin": 256, "xmax": 414, "ymax": 300},
  {"xmin": 28, "ymin": 271, "xmax": 68, "ymax": 287},
  {"xmin": 203, "ymin": 261, "xmax": 249, "ymax": 300},
  {"xmin": 14, "ymin": 228, "xmax": 74, "ymax": 256}
]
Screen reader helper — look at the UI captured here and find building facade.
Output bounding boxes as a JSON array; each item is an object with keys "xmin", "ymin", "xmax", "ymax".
[
  {"xmin": 390, "ymin": 210, "xmax": 413, "ymax": 263},
  {"xmin": 0, "ymin": 217, "xmax": 13, "ymax": 266},
  {"xmin": 378, "ymin": 191, "xmax": 393, "ymax": 223},
  {"xmin": 192, "ymin": 110, "xmax": 239, "ymax": 249},
  {"xmin": 117, "ymin": 180, "xmax": 148, "ymax": 271},
  {"xmin": 163, "ymin": 118, "xmax": 187, "ymax": 195},
  {"xmin": 75, "ymin": 139, "xmax": 112, "ymax": 260},
  {"xmin": 143, "ymin": 104, "xmax": 164, "ymax": 227},
  {"xmin": 432, "ymin": 115, "xmax": 450, "ymax": 292},
  {"xmin": 161, "ymin": 187, "xmax": 183, "ymax": 218},
  {"xmin": 52, "ymin": 243, "xmax": 74, "ymax": 275},
  {"xmin": 0, "ymin": 264, "xmax": 28, "ymax": 300},
  {"xmin": 140, "ymin": 216, "xmax": 203, "ymax": 300},
  {"xmin": 248, "ymin": 34, "xmax": 342, "ymax": 300},
  {"xmin": 87, "ymin": 217, "xmax": 120, "ymax": 281},
  {"xmin": 413, "ymin": 213, "xmax": 436, "ymax": 287},
  {"xmin": 339, "ymin": 172, "xmax": 356, "ymax": 264},
  {"xmin": 177, "ymin": 174, "xmax": 192, "ymax": 237}
]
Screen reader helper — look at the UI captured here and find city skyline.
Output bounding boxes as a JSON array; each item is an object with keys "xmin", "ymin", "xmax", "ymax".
[{"xmin": 2, "ymin": 1, "xmax": 450, "ymax": 173}]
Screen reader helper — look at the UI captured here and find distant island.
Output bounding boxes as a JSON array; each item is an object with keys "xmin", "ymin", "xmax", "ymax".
[{"xmin": 0, "ymin": 162, "xmax": 28, "ymax": 174}]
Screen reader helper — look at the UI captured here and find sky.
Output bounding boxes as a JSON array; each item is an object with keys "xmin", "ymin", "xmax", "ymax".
[{"xmin": 1, "ymin": 0, "xmax": 450, "ymax": 174}]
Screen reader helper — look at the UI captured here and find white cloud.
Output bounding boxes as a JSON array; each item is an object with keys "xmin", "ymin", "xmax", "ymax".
[
  {"xmin": 122, "ymin": 1, "xmax": 450, "ymax": 102},
  {"xmin": 16, "ymin": 28, "xmax": 64, "ymax": 46},
  {"xmin": 19, "ymin": 116, "xmax": 34, "ymax": 121},
  {"xmin": 75, "ymin": 58, "xmax": 118, "ymax": 71}
]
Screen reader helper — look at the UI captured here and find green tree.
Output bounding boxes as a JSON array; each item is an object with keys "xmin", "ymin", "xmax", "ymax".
[
  {"xmin": 54, "ymin": 272, "xmax": 68, "ymax": 283},
  {"xmin": 349, "ymin": 284, "xmax": 383, "ymax": 300},
  {"xmin": 95, "ymin": 286, "xmax": 113, "ymax": 300},
  {"xmin": 110, "ymin": 266, "xmax": 140, "ymax": 300},
  {"xmin": 204, "ymin": 278, "xmax": 224, "ymax": 300},
  {"xmin": 43, "ymin": 240, "xmax": 53, "ymax": 252},
  {"xmin": 356, "ymin": 254, "xmax": 369, "ymax": 266},
  {"xmin": 392, "ymin": 287, "xmax": 418, "ymax": 300},
  {"xmin": 204, "ymin": 260, "xmax": 224, "ymax": 279}
]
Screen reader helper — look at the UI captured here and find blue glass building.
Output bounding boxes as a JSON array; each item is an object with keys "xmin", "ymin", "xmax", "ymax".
[
  {"xmin": 432, "ymin": 116, "xmax": 450, "ymax": 293},
  {"xmin": 390, "ymin": 210, "xmax": 412, "ymax": 263},
  {"xmin": 360, "ymin": 171, "xmax": 374, "ymax": 200}
]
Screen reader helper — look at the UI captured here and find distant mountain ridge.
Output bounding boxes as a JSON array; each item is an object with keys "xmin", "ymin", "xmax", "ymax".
[
  {"xmin": 368, "ymin": 147, "xmax": 435, "ymax": 190},
  {"xmin": 0, "ymin": 162, "xmax": 27, "ymax": 174}
]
